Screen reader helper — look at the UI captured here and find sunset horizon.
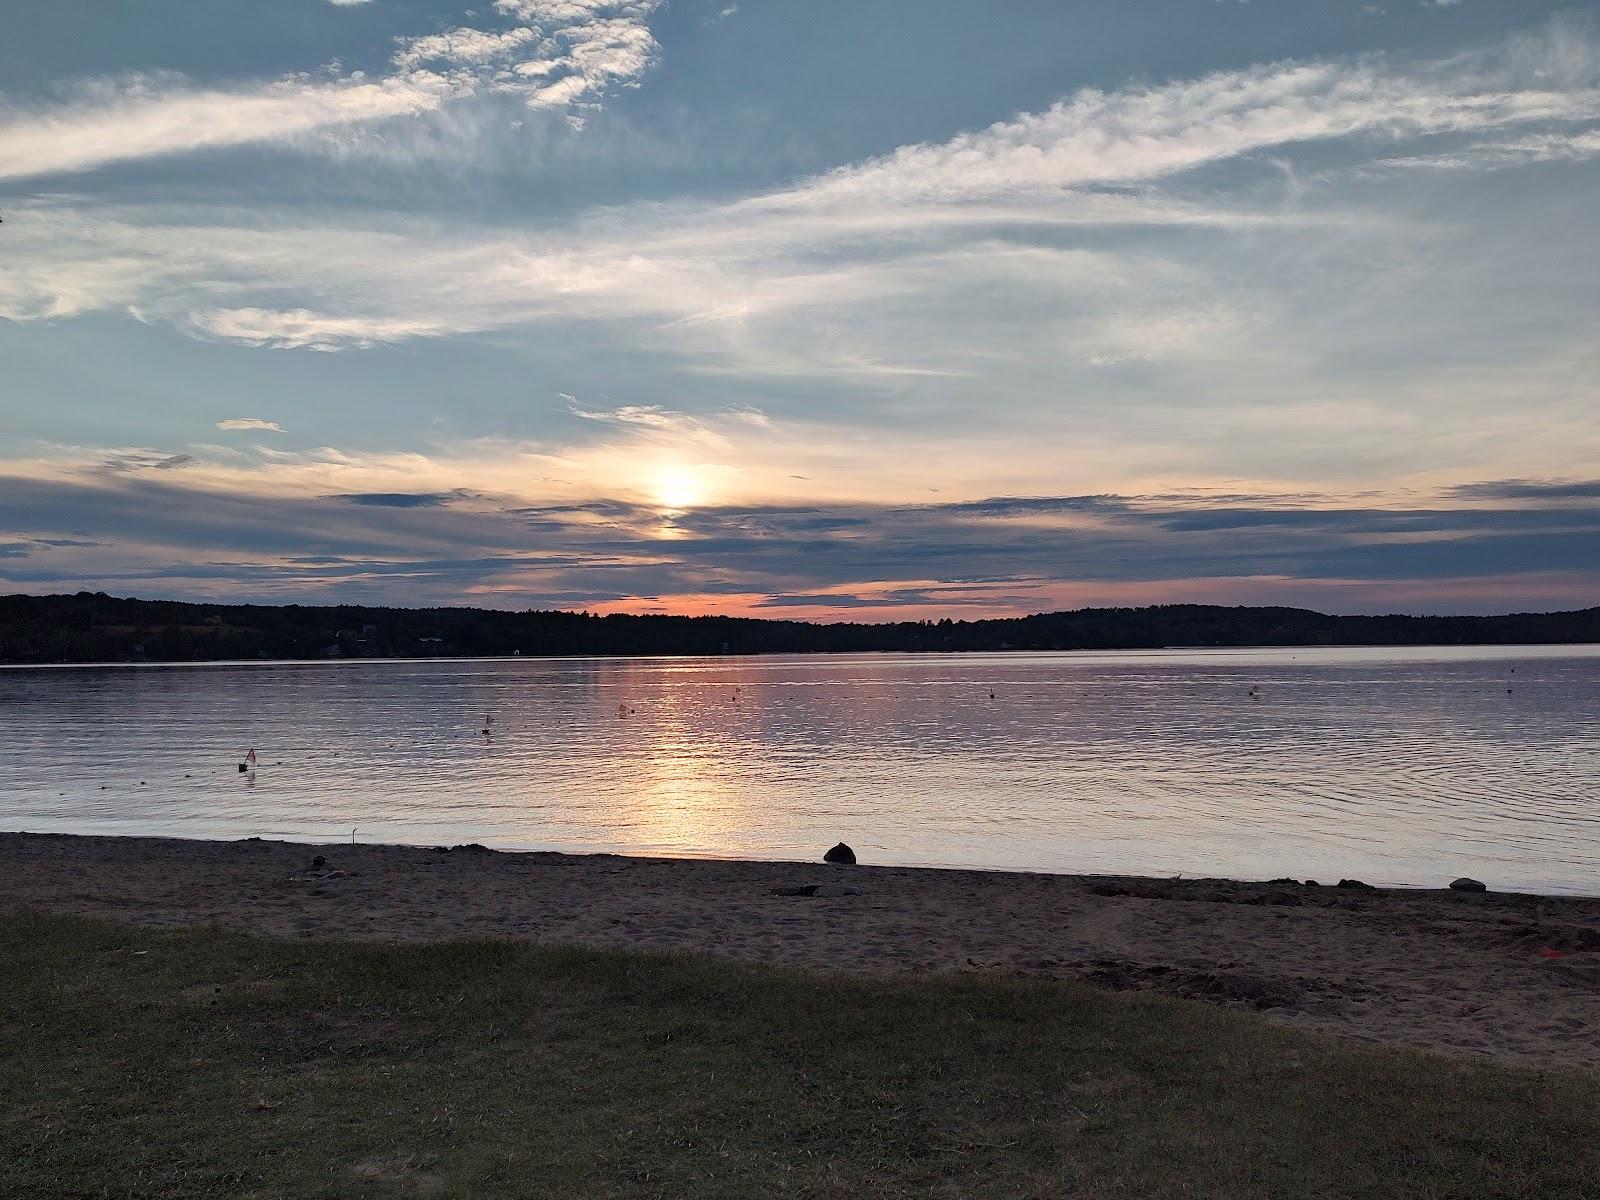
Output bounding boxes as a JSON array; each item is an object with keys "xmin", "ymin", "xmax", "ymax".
[{"xmin": 4, "ymin": 1, "xmax": 1598, "ymax": 619}]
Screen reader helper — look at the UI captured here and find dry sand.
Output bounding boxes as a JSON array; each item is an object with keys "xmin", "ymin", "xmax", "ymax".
[{"xmin": 4, "ymin": 831, "xmax": 1598, "ymax": 1071}]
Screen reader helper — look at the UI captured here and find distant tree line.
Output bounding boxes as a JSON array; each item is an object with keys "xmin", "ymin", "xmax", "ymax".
[{"xmin": 0, "ymin": 592, "xmax": 1596, "ymax": 665}]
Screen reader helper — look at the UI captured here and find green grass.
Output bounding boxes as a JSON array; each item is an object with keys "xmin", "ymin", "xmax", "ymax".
[{"xmin": 3, "ymin": 914, "xmax": 1599, "ymax": 1199}]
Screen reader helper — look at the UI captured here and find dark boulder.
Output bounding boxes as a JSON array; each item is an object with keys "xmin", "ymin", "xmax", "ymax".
[
  {"xmin": 1450, "ymin": 877, "xmax": 1488, "ymax": 893},
  {"xmin": 1336, "ymin": 878, "xmax": 1374, "ymax": 890},
  {"xmin": 824, "ymin": 842, "xmax": 856, "ymax": 865}
]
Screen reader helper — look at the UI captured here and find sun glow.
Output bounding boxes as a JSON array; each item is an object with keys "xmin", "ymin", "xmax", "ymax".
[{"xmin": 652, "ymin": 465, "xmax": 705, "ymax": 511}]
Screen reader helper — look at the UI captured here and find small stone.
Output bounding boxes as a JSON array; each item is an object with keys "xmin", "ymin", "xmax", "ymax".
[
  {"xmin": 823, "ymin": 842, "xmax": 856, "ymax": 865},
  {"xmin": 1450, "ymin": 877, "xmax": 1488, "ymax": 893}
]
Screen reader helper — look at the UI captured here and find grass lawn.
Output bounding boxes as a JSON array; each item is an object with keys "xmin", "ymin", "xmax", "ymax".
[{"xmin": 3, "ymin": 913, "xmax": 1598, "ymax": 1199}]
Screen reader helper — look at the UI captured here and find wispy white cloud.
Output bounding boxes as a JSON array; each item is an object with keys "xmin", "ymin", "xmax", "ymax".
[
  {"xmin": 390, "ymin": 0, "xmax": 661, "ymax": 113},
  {"xmin": 1376, "ymin": 126, "xmax": 1600, "ymax": 170},
  {"xmin": 752, "ymin": 27, "xmax": 1600, "ymax": 213},
  {"xmin": 0, "ymin": 0, "xmax": 664, "ymax": 180},
  {"xmin": 391, "ymin": 26, "xmax": 545, "ymax": 73},
  {"xmin": 572, "ymin": 403, "xmax": 697, "ymax": 430},
  {"xmin": 188, "ymin": 307, "xmax": 457, "ymax": 352},
  {"xmin": 0, "ymin": 72, "xmax": 456, "ymax": 181},
  {"xmin": 569, "ymin": 403, "xmax": 742, "ymax": 451},
  {"xmin": 0, "ymin": 197, "xmax": 1245, "ymax": 381},
  {"xmin": 216, "ymin": 418, "xmax": 286, "ymax": 432}
]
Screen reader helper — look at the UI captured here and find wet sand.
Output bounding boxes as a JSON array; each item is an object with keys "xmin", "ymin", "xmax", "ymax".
[{"xmin": 4, "ymin": 831, "xmax": 1598, "ymax": 1070}]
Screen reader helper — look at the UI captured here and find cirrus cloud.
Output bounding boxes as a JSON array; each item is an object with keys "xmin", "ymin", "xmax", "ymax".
[{"xmin": 0, "ymin": 0, "xmax": 664, "ymax": 182}]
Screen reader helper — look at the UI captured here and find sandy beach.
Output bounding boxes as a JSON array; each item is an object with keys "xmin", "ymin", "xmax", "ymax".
[{"xmin": 4, "ymin": 831, "xmax": 1598, "ymax": 1071}]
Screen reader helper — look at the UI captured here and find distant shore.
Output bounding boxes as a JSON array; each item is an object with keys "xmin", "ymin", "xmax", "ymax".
[
  {"xmin": 5, "ymin": 639, "xmax": 1600, "ymax": 671},
  {"xmin": 5, "ymin": 592, "xmax": 1598, "ymax": 664},
  {"xmin": 4, "ymin": 830, "xmax": 1598, "ymax": 1070}
]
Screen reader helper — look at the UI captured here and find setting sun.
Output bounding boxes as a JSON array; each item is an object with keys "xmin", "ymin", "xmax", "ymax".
[{"xmin": 652, "ymin": 465, "xmax": 705, "ymax": 511}]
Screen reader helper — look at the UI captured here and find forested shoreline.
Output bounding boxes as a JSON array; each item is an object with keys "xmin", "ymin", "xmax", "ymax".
[{"xmin": 1, "ymin": 592, "xmax": 1596, "ymax": 664}]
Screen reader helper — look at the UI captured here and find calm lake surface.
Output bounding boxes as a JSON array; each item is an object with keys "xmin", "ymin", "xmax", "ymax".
[{"xmin": 2, "ymin": 646, "xmax": 1598, "ymax": 893}]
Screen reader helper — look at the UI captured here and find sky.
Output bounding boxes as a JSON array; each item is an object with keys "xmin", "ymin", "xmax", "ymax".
[{"xmin": 2, "ymin": 0, "xmax": 1598, "ymax": 620}]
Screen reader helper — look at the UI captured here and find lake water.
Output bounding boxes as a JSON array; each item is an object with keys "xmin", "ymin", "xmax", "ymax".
[{"xmin": 1, "ymin": 646, "xmax": 1598, "ymax": 893}]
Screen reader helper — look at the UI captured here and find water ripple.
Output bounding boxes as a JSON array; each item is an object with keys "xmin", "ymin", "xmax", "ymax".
[{"xmin": 1, "ymin": 645, "xmax": 1597, "ymax": 892}]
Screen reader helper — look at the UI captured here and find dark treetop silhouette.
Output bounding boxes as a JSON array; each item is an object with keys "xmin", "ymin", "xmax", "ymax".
[{"xmin": 1, "ymin": 592, "xmax": 1596, "ymax": 664}]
